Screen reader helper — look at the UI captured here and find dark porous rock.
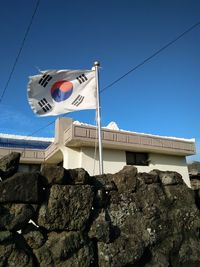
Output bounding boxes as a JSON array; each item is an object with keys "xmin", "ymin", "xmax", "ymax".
[
  {"xmin": 0, "ymin": 162, "xmax": 200, "ymax": 266},
  {"xmin": 138, "ymin": 171, "xmax": 160, "ymax": 184},
  {"xmin": 163, "ymin": 185, "xmax": 200, "ymax": 234},
  {"xmin": 107, "ymin": 191, "xmax": 140, "ymax": 227},
  {"xmin": 60, "ymin": 243, "xmax": 94, "ymax": 267},
  {"xmin": 159, "ymin": 170, "xmax": 184, "ymax": 185},
  {"xmin": 111, "ymin": 188, "xmax": 168, "ymax": 247},
  {"xmin": 65, "ymin": 168, "xmax": 91, "ymax": 185},
  {"xmin": 191, "ymin": 178, "xmax": 200, "ymax": 190},
  {"xmin": 177, "ymin": 237, "xmax": 200, "ymax": 266},
  {"xmin": 0, "ymin": 240, "xmax": 15, "ymax": 267},
  {"xmin": 0, "ymin": 231, "xmax": 35, "ymax": 267},
  {"xmin": 0, "ymin": 152, "xmax": 21, "ymax": 180},
  {"xmin": 91, "ymin": 173, "xmax": 117, "ymax": 191},
  {"xmin": 0, "ymin": 231, "xmax": 14, "ymax": 266},
  {"xmin": 188, "ymin": 161, "xmax": 200, "ymax": 176},
  {"xmin": 93, "ymin": 188, "xmax": 109, "ymax": 208},
  {"xmin": 144, "ymin": 235, "xmax": 183, "ymax": 267},
  {"xmin": 7, "ymin": 247, "xmax": 35, "ymax": 267},
  {"xmin": 47, "ymin": 231, "xmax": 84, "ymax": 261},
  {"xmin": 41, "ymin": 164, "xmax": 66, "ymax": 186},
  {"xmin": 134, "ymin": 182, "xmax": 167, "ymax": 212},
  {"xmin": 133, "ymin": 184, "xmax": 172, "ymax": 243},
  {"xmin": 22, "ymin": 223, "xmax": 46, "ymax": 249},
  {"xmin": 145, "ymin": 234, "xmax": 200, "ymax": 267},
  {"xmin": 0, "ymin": 203, "xmax": 35, "ymax": 231},
  {"xmin": 102, "ymin": 183, "xmax": 173, "ymax": 265},
  {"xmin": 112, "ymin": 165, "xmax": 138, "ymax": 193},
  {"xmin": 196, "ymin": 189, "xmax": 200, "ymax": 207},
  {"xmin": 89, "ymin": 210, "xmax": 111, "ymax": 243},
  {"xmin": 98, "ymin": 234, "xmax": 145, "ymax": 267},
  {"xmin": 34, "ymin": 231, "xmax": 94, "ymax": 267},
  {"xmin": 0, "ymin": 172, "xmax": 43, "ymax": 203},
  {"xmin": 163, "ymin": 183, "xmax": 195, "ymax": 207},
  {"xmin": 37, "ymin": 185, "xmax": 94, "ymax": 231},
  {"xmin": 33, "ymin": 245, "xmax": 53, "ymax": 267},
  {"xmin": 0, "ymin": 230, "xmax": 12, "ymax": 242}
]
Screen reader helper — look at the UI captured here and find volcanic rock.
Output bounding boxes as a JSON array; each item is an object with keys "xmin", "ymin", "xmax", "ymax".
[
  {"xmin": 34, "ymin": 231, "xmax": 94, "ymax": 267},
  {"xmin": 37, "ymin": 184, "xmax": 94, "ymax": 231},
  {"xmin": 0, "ymin": 231, "xmax": 35, "ymax": 267},
  {"xmin": 159, "ymin": 171, "xmax": 184, "ymax": 185},
  {"xmin": 93, "ymin": 188, "xmax": 109, "ymax": 208},
  {"xmin": 0, "ymin": 172, "xmax": 43, "ymax": 203},
  {"xmin": 40, "ymin": 164, "xmax": 66, "ymax": 186},
  {"xmin": 91, "ymin": 174, "xmax": 117, "ymax": 191},
  {"xmin": 112, "ymin": 165, "xmax": 138, "ymax": 193},
  {"xmin": 22, "ymin": 223, "xmax": 46, "ymax": 249},
  {"xmin": 0, "ymin": 203, "xmax": 35, "ymax": 231},
  {"xmin": 89, "ymin": 210, "xmax": 111, "ymax": 243},
  {"xmin": 65, "ymin": 168, "xmax": 91, "ymax": 185},
  {"xmin": 0, "ymin": 157, "xmax": 199, "ymax": 266},
  {"xmin": 0, "ymin": 152, "xmax": 21, "ymax": 180}
]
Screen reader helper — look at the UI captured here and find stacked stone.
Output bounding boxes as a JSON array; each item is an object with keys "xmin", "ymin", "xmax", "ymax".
[
  {"xmin": 188, "ymin": 162, "xmax": 200, "ymax": 190},
  {"xmin": 0, "ymin": 153, "xmax": 200, "ymax": 266}
]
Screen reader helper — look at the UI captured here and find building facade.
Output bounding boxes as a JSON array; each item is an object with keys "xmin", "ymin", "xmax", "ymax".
[{"xmin": 0, "ymin": 118, "xmax": 196, "ymax": 187}]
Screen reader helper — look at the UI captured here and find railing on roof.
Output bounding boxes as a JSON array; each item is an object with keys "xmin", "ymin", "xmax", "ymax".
[{"xmin": 0, "ymin": 138, "xmax": 52, "ymax": 150}]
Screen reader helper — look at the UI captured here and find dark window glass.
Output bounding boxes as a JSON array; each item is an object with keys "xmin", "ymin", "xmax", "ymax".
[
  {"xmin": 0, "ymin": 138, "xmax": 51, "ymax": 149},
  {"xmin": 126, "ymin": 152, "xmax": 148, "ymax": 166},
  {"xmin": 18, "ymin": 164, "xmax": 41, "ymax": 173}
]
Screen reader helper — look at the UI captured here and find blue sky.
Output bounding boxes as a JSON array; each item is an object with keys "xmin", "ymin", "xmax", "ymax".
[{"xmin": 0, "ymin": 0, "xmax": 200, "ymax": 160}]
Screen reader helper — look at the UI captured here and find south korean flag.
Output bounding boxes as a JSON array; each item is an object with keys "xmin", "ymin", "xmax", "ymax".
[{"xmin": 27, "ymin": 69, "xmax": 97, "ymax": 116}]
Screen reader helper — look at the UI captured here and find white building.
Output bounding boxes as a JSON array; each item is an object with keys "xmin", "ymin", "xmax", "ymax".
[{"xmin": 0, "ymin": 117, "xmax": 196, "ymax": 187}]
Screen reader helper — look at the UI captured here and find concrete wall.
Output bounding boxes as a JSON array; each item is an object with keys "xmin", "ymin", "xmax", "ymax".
[
  {"xmin": 80, "ymin": 147, "xmax": 125, "ymax": 176},
  {"xmin": 76, "ymin": 147, "xmax": 191, "ymax": 187},
  {"xmin": 0, "ymin": 147, "xmax": 45, "ymax": 164},
  {"xmin": 62, "ymin": 147, "xmax": 81, "ymax": 170},
  {"xmin": 138, "ymin": 153, "xmax": 190, "ymax": 187}
]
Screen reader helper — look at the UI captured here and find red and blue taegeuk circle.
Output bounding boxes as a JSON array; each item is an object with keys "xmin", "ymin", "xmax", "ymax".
[{"xmin": 51, "ymin": 80, "xmax": 73, "ymax": 102}]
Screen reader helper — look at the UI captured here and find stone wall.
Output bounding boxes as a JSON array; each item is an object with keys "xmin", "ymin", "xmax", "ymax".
[
  {"xmin": 0, "ymin": 153, "xmax": 200, "ymax": 267},
  {"xmin": 188, "ymin": 161, "xmax": 200, "ymax": 190}
]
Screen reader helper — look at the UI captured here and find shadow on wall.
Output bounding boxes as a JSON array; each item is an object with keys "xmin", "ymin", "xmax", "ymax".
[
  {"xmin": 149, "ymin": 153, "xmax": 187, "ymax": 167},
  {"xmin": 45, "ymin": 149, "xmax": 63, "ymax": 165}
]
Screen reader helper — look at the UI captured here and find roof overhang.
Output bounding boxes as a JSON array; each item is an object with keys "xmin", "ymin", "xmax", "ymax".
[{"xmin": 61, "ymin": 122, "xmax": 195, "ymax": 157}]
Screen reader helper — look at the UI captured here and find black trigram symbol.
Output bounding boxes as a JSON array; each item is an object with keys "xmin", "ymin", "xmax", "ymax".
[
  {"xmin": 38, "ymin": 98, "xmax": 52, "ymax": 113},
  {"xmin": 76, "ymin": 74, "xmax": 88, "ymax": 84},
  {"xmin": 72, "ymin": 95, "xmax": 84, "ymax": 106},
  {"xmin": 38, "ymin": 74, "xmax": 52, "ymax": 87}
]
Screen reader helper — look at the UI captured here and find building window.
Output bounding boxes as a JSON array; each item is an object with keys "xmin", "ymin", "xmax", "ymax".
[
  {"xmin": 18, "ymin": 164, "xmax": 41, "ymax": 173},
  {"xmin": 126, "ymin": 152, "xmax": 149, "ymax": 166}
]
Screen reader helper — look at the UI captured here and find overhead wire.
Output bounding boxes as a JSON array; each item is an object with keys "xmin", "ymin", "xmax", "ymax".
[
  {"xmin": 25, "ymin": 112, "xmax": 70, "ymax": 138},
  {"xmin": 27, "ymin": 20, "xmax": 200, "ymax": 137},
  {"xmin": 0, "ymin": 0, "xmax": 40, "ymax": 103},
  {"xmin": 100, "ymin": 21, "xmax": 200, "ymax": 93},
  {"xmin": 26, "ymin": 119, "xmax": 55, "ymax": 138}
]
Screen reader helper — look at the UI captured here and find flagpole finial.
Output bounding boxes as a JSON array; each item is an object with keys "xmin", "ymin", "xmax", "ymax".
[{"xmin": 94, "ymin": 61, "xmax": 100, "ymax": 67}]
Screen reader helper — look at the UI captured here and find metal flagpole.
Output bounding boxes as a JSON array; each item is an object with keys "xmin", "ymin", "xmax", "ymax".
[{"xmin": 94, "ymin": 61, "xmax": 104, "ymax": 175}]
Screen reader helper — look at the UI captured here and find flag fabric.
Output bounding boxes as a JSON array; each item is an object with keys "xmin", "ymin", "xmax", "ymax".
[{"xmin": 27, "ymin": 69, "xmax": 97, "ymax": 116}]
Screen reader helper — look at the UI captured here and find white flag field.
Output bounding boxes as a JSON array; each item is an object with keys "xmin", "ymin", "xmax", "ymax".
[{"xmin": 27, "ymin": 69, "xmax": 97, "ymax": 116}]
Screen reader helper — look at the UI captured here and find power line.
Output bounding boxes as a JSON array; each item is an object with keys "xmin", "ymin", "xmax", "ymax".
[
  {"xmin": 27, "ymin": 119, "xmax": 55, "ymax": 137},
  {"xmin": 28, "ymin": 113, "xmax": 69, "ymax": 137},
  {"xmin": 0, "ymin": 0, "xmax": 40, "ymax": 103},
  {"xmin": 101, "ymin": 21, "xmax": 200, "ymax": 93},
  {"xmin": 27, "ymin": 20, "xmax": 200, "ymax": 137}
]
